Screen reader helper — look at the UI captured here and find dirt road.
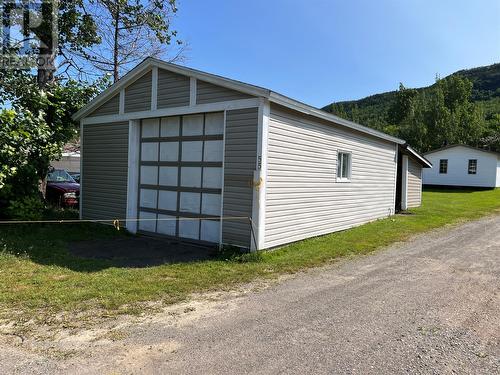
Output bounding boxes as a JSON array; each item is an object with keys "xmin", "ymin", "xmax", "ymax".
[{"xmin": 1, "ymin": 216, "xmax": 499, "ymax": 374}]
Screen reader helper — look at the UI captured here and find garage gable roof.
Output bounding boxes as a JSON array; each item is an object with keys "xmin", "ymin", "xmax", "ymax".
[
  {"xmin": 73, "ymin": 57, "xmax": 405, "ymax": 145},
  {"xmin": 401, "ymin": 144, "xmax": 433, "ymax": 168}
]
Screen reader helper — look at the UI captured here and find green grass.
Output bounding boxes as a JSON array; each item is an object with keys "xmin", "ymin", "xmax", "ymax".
[{"xmin": 1, "ymin": 189, "xmax": 499, "ymax": 321}]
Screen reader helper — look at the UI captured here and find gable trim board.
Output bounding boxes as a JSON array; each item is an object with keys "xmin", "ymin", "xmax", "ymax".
[{"xmin": 78, "ymin": 58, "xmax": 431, "ymax": 250}]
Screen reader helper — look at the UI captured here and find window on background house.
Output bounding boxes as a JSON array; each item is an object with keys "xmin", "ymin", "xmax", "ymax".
[
  {"xmin": 337, "ymin": 152, "xmax": 351, "ymax": 181},
  {"xmin": 468, "ymin": 159, "xmax": 477, "ymax": 174},
  {"xmin": 439, "ymin": 159, "xmax": 448, "ymax": 174}
]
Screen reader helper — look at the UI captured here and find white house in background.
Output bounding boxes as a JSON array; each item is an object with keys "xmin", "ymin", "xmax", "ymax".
[
  {"xmin": 423, "ymin": 145, "xmax": 500, "ymax": 188},
  {"xmin": 51, "ymin": 151, "xmax": 81, "ymax": 173}
]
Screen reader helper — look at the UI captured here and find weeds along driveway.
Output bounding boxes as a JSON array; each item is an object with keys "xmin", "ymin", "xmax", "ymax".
[
  {"xmin": 0, "ymin": 214, "xmax": 499, "ymax": 374},
  {"xmin": 0, "ymin": 189, "xmax": 499, "ymax": 321}
]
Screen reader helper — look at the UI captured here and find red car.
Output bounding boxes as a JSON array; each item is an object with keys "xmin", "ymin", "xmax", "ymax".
[{"xmin": 46, "ymin": 169, "xmax": 80, "ymax": 207}]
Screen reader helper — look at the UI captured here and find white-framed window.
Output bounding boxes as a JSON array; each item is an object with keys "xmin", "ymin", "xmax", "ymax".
[
  {"xmin": 468, "ymin": 159, "xmax": 477, "ymax": 174},
  {"xmin": 337, "ymin": 151, "xmax": 352, "ymax": 182},
  {"xmin": 439, "ymin": 159, "xmax": 448, "ymax": 174}
]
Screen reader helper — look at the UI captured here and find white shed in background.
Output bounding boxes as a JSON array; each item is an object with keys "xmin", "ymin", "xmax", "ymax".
[{"xmin": 423, "ymin": 145, "xmax": 500, "ymax": 188}]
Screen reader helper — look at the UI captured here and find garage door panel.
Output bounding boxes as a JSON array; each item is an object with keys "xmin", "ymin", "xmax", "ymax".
[
  {"xmin": 142, "ymin": 118, "xmax": 160, "ymax": 138},
  {"xmin": 201, "ymin": 220, "xmax": 220, "ymax": 242},
  {"xmin": 201, "ymin": 193, "xmax": 221, "ymax": 216},
  {"xmin": 179, "ymin": 219, "xmax": 199, "ymax": 239},
  {"xmin": 140, "ymin": 189, "xmax": 157, "ymax": 208},
  {"xmin": 161, "ymin": 117, "xmax": 180, "ymax": 136},
  {"xmin": 204, "ymin": 140, "xmax": 224, "ymax": 162},
  {"xmin": 205, "ymin": 113, "xmax": 224, "ymax": 135},
  {"xmin": 158, "ymin": 190, "xmax": 177, "ymax": 211},
  {"xmin": 140, "ymin": 166, "xmax": 158, "ymax": 185},
  {"xmin": 182, "ymin": 114, "xmax": 204, "ymax": 136},
  {"xmin": 180, "ymin": 167, "xmax": 202, "ymax": 188},
  {"xmin": 203, "ymin": 167, "xmax": 223, "ymax": 188},
  {"xmin": 138, "ymin": 113, "xmax": 224, "ymax": 243},
  {"xmin": 181, "ymin": 141, "xmax": 203, "ymax": 161},
  {"xmin": 141, "ymin": 143, "xmax": 158, "ymax": 161},
  {"xmin": 180, "ymin": 192, "xmax": 201, "ymax": 214},
  {"xmin": 160, "ymin": 142, "xmax": 179, "ymax": 161},
  {"xmin": 157, "ymin": 214, "xmax": 176, "ymax": 236},
  {"xmin": 139, "ymin": 211, "xmax": 157, "ymax": 232},
  {"xmin": 159, "ymin": 166, "xmax": 178, "ymax": 186}
]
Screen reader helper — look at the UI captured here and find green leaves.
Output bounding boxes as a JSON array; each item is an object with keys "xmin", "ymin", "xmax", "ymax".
[{"xmin": 0, "ymin": 71, "xmax": 103, "ymax": 218}]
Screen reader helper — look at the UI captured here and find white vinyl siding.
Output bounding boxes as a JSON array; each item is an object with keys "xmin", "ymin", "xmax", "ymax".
[
  {"xmin": 497, "ymin": 160, "xmax": 500, "ymax": 187},
  {"xmin": 264, "ymin": 105, "xmax": 397, "ymax": 249},
  {"xmin": 423, "ymin": 146, "xmax": 499, "ymax": 187},
  {"xmin": 407, "ymin": 158, "xmax": 422, "ymax": 208}
]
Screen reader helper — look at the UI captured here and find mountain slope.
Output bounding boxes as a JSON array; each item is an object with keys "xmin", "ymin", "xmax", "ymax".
[{"xmin": 322, "ymin": 63, "xmax": 500, "ymax": 131}]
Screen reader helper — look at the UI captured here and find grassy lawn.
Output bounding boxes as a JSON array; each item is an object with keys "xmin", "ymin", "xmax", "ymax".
[{"xmin": 0, "ymin": 188, "xmax": 499, "ymax": 321}]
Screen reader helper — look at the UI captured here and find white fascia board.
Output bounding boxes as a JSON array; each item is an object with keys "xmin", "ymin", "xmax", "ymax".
[
  {"xmin": 81, "ymin": 98, "xmax": 262, "ymax": 125},
  {"xmin": 391, "ymin": 143, "xmax": 399, "ymax": 215},
  {"xmin": 119, "ymin": 89, "xmax": 125, "ymax": 115},
  {"xmin": 405, "ymin": 145, "xmax": 433, "ymax": 168},
  {"xmin": 256, "ymin": 99, "xmax": 270, "ymax": 250},
  {"xmin": 189, "ymin": 77, "xmax": 197, "ymax": 106},
  {"xmin": 126, "ymin": 120, "xmax": 140, "ymax": 234},
  {"xmin": 268, "ymin": 92, "xmax": 405, "ymax": 145},
  {"xmin": 401, "ymin": 155, "xmax": 409, "ymax": 210},
  {"xmin": 151, "ymin": 66, "xmax": 158, "ymax": 111}
]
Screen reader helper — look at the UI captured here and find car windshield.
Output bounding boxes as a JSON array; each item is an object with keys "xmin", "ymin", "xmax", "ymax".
[{"xmin": 47, "ymin": 169, "xmax": 76, "ymax": 183}]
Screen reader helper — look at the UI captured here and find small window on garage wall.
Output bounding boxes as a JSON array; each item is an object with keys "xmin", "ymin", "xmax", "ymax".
[{"xmin": 337, "ymin": 152, "xmax": 352, "ymax": 182}]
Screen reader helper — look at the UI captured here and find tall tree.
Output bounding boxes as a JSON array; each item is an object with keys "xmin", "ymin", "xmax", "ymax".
[
  {"xmin": 76, "ymin": 0, "xmax": 184, "ymax": 81},
  {"xmin": 425, "ymin": 76, "xmax": 484, "ymax": 150},
  {"xmin": 388, "ymin": 84, "xmax": 427, "ymax": 150},
  {"xmin": 385, "ymin": 76, "xmax": 485, "ymax": 152},
  {"xmin": 1, "ymin": 1, "xmax": 100, "ymax": 87}
]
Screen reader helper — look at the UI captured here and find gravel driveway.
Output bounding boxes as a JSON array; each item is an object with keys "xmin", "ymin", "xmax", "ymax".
[{"xmin": 1, "ymin": 215, "xmax": 499, "ymax": 374}]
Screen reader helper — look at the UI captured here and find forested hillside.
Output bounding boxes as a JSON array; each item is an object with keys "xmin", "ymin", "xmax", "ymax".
[{"xmin": 322, "ymin": 63, "xmax": 500, "ymax": 151}]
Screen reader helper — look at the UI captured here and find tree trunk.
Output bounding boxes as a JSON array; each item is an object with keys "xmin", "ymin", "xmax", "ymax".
[
  {"xmin": 36, "ymin": 0, "xmax": 56, "ymax": 88},
  {"xmin": 113, "ymin": 6, "xmax": 120, "ymax": 82},
  {"xmin": 34, "ymin": 0, "xmax": 56, "ymax": 199}
]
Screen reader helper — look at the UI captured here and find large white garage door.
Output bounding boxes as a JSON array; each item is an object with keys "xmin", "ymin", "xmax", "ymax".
[{"xmin": 138, "ymin": 112, "xmax": 224, "ymax": 243}]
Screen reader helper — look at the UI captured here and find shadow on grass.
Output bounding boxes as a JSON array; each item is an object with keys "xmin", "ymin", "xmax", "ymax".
[
  {"xmin": 423, "ymin": 186, "xmax": 496, "ymax": 193},
  {"xmin": 0, "ymin": 221, "xmax": 238, "ymax": 272}
]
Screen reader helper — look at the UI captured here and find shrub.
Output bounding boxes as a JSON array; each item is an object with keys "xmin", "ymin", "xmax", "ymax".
[{"xmin": 5, "ymin": 195, "xmax": 45, "ymax": 221}]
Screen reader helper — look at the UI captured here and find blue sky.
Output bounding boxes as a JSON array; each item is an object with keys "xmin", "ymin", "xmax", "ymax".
[{"xmin": 173, "ymin": 0, "xmax": 500, "ymax": 107}]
